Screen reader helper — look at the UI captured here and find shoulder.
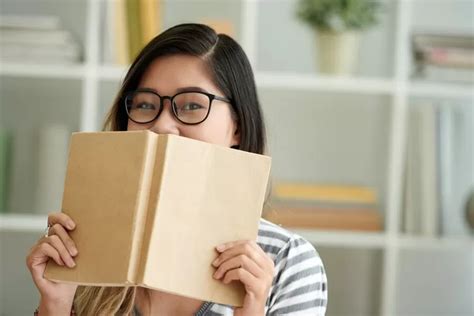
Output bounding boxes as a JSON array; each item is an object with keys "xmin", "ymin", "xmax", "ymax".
[
  {"xmin": 257, "ymin": 218, "xmax": 322, "ymax": 265},
  {"xmin": 258, "ymin": 218, "xmax": 328, "ymax": 315}
]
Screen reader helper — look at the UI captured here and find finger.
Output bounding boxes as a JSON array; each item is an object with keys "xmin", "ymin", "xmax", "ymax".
[
  {"xmin": 216, "ymin": 240, "xmax": 248, "ymax": 253},
  {"xmin": 217, "ymin": 240, "xmax": 268, "ymax": 259},
  {"xmin": 45, "ymin": 235, "xmax": 76, "ymax": 268},
  {"xmin": 36, "ymin": 242, "xmax": 65, "ymax": 267},
  {"xmin": 222, "ymin": 267, "xmax": 259, "ymax": 290},
  {"xmin": 49, "ymin": 224, "xmax": 78, "ymax": 256},
  {"xmin": 213, "ymin": 254, "xmax": 263, "ymax": 280},
  {"xmin": 47, "ymin": 212, "xmax": 75, "ymax": 230},
  {"xmin": 214, "ymin": 241, "xmax": 269, "ymax": 271}
]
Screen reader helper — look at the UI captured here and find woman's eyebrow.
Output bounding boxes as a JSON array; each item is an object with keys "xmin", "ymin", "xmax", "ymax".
[
  {"xmin": 138, "ymin": 86, "xmax": 210, "ymax": 94},
  {"xmin": 176, "ymin": 86, "xmax": 208, "ymax": 93}
]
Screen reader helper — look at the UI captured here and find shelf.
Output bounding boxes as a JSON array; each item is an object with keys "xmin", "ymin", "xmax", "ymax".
[
  {"xmin": 1, "ymin": 62, "xmax": 472, "ymax": 100},
  {"xmin": 0, "ymin": 214, "xmax": 47, "ymax": 233},
  {"xmin": 409, "ymin": 80, "xmax": 474, "ymax": 99},
  {"xmin": 283, "ymin": 229, "xmax": 387, "ymax": 249},
  {"xmin": 2, "ymin": 213, "xmax": 472, "ymax": 251},
  {"xmin": 398, "ymin": 234, "xmax": 474, "ymax": 250},
  {"xmin": 96, "ymin": 66, "xmax": 396, "ymax": 94},
  {"xmin": 255, "ymin": 72, "xmax": 396, "ymax": 94},
  {"xmin": 0, "ymin": 63, "xmax": 85, "ymax": 79},
  {"xmin": 256, "ymin": 72, "xmax": 395, "ymax": 94}
]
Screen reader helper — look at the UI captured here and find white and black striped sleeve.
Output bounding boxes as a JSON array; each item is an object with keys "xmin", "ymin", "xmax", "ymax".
[{"xmin": 265, "ymin": 234, "xmax": 328, "ymax": 315}]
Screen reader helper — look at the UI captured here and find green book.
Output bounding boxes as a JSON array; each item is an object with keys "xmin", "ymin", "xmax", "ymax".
[{"xmin": 0, "ymin": 130, "xmax": 12, "ymax": 213}]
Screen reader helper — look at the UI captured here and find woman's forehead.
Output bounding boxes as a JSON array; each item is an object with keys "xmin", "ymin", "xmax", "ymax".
[{"xmin": 138, "ymin": 55, "xmax": 220, "ymax": 95}]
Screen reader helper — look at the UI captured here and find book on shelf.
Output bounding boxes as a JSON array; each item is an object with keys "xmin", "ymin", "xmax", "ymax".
[
  {"xmin": 44, "ymin": 131, "xmax": 272, "ymax": 307},
  {"xmin": 103, "ymin": 0, "xmax": 162, "ymax": 65},
  {"xmin": 442, "ymin": 103, "xmax": 473, "ymax": 236},
  {"xmin": 0, "ymin": 15, "xmax": 81, "ymax": 64},
  {"xmin": 412, "ymin": 33, "xmax": 474, "ymax": 83},
  {"xmin": 0, "ymin": 130, "xmax": 12, "ymax": 213},
  {"xmin": 268, "ymin": 182, "xmax": 382, "ymax": 231},
  {"xmin": 403, "ymin": 101, "xmax": 473, "ymax": 237},
  {"xmin": 272, "ymin": 182, "xmax": 378, "ymax": 205},
  {"xmin": 263, "ymin": 206, "xmax": 382, "ymax": 232},
  {"xmin": 403, "ymin": 103, "xmax": 439, "ymax": 236},
  {"xmin": 417, "ymin": 65, "xmax": 474, "ymax": 84}
]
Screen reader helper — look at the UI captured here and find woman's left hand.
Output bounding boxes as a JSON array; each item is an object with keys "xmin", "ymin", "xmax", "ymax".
[{"xmin": 212, "ymin": 240, "xmax": 275, "ymax": 316}]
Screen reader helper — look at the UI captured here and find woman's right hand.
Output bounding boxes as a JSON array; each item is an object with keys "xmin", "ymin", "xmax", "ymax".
[{"xmin": 26, "ymin": 212, "xmax": 79, "ymax": 308}]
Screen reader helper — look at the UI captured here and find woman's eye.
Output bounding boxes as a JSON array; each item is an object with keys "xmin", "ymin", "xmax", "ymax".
[
  {"xmin": 182, "ymin": 103, "xmax": 203, "ymax": 111},
  {"xmin": 136, "ymin": 103, "xmax": 156, "ymax": 110}
]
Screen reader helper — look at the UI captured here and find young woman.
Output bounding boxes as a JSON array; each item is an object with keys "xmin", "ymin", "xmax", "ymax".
[{"xmin": 26, "ymin": 23, "xmax": 328, "ymax": 315}]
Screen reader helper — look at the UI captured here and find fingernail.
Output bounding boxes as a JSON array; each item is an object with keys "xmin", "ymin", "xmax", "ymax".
[
  {"xmin": 67, "ymin": 221, "xmax": 75, "ymax": 229},
  {"xmin": 70, "ymin": 247, "xmax": 78, "ymax": 256},
  {"xmin": 213, "ymin": 271, "xmax": 220, "ymax": 279},
  {"xmin": 212, "ymin": 258, "xmax": 219, "ymax": 266},
  {"xmin": 68, "ymin": 259, "xmax": 76, "ymax": 268},
  {"xmin": 216, "ymin": 244, "xmax": 225, "ymax": 252}
]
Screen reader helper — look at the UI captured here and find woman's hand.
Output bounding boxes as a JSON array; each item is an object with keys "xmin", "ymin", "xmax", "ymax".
[
  {"xmin": 212, "ymin": 240, "xmax": 274, "ymax": 316},
  {"xmin": 26, "ymin": 212, "xmax": 79, "ymax": 311}
]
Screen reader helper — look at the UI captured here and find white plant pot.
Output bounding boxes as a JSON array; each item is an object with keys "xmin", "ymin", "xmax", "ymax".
[{"xmin": 316, "ymin": 30, "xmax": 361, "ymax": 75}]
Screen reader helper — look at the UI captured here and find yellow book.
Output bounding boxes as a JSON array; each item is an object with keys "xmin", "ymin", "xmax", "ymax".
[
  {"xmin": 115, "ymin": 0, "xmax": 129, "ymax": 65},
  {"xmin": 140, "ymin": 0, "xmax": 162, "ymax": 46},
  {"xmin": 273, "ymin": 182, "xmax": 377, "ymax": 204},
  {"xmin": 126, "ymin": 0, "xmax": 143, "ymax": 62}
]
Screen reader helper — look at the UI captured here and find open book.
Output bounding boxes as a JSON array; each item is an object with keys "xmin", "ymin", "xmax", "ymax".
[{"xmin": 44, "ymin": 131, "xmax": 271, "ymax": 306}]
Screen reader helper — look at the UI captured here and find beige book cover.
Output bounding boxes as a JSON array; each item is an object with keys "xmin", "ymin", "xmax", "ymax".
[{"xmin": 44, "ymin": 131, "xmax": 272, "ymax": 306}]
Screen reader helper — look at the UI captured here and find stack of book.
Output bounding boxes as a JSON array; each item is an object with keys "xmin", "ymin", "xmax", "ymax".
[
  {"xmin": 0, "ymin": 15, "xmax": 81, "ymax": 64},
  {"xmin": 403, "ymin": 101, "xmax": 473, "ymax": 237},
  {"xmin": 264, "ymin": 182, "xmax": 383, "ymax": 232},
  {"xmin": 102, "ymin": 0, "xmax": 162, "ymax": 65},
  {"xmin": 412, "ymin": 33, "xmax": 474, "ymax": 83}
]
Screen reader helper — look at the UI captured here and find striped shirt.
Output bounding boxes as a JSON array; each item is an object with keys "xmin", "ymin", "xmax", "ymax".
[
  {"xmin": 134, "ymin": 218, "xmax": 328, "ymax": 315},
  {"xmin": 201, "ymin": 218, "xmax": 328, "ymax": 315}
]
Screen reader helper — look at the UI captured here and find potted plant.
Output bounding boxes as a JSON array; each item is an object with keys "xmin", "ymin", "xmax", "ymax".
[{"xmin": 297, "ymin": 0, "xmax": 381, "ymax": 75}]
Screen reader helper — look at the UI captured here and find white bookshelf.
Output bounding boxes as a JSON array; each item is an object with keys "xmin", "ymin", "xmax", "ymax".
[{"xmin": 1, "ymin": 0, "xmax": 473, "ymax": 315}]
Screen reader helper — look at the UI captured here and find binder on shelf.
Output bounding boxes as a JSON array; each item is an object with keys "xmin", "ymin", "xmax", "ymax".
[{"xmin": 44, "ymin": 131, "xmax": 271, "ymax": 307}]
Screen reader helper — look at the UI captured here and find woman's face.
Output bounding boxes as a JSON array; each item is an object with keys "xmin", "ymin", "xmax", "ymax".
[{"xmin": 127, "ymin": 54, "xmax": 240, "ymax": 148}]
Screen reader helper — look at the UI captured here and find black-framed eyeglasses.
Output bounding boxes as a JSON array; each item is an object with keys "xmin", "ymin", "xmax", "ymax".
[{"xmin": 124, "ymin": 88, "xmax": 232, "ymax": 125}]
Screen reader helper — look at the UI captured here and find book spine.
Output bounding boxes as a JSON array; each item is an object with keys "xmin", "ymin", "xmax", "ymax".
[
  {"xmin": 139, "ymin": 0, "xmax": 160, "ymax": 46},
  {"xmin": 125, "ymin": 0, "xmax": 143, "ymax": 63},
  {"xmin": 115, "ymin": 0, "xmax": 130, "ymax": 65},
  {"xmin": 0, "ymin": 130, "xmax": 12, "ymax": 212},
  {"xmin": 264, "ymin": 207, "xmax": 382, "ymax": 231},
  {"xmin": 135, "ymin": 135, "xmax": 169, "ymax": 284},
  {"xmin": 127, "ymin": 132, "xmax": 158, "ymax": 282},
  {"xmin": 420, "ymin": 105, "xmax": 439, "ymax": 237}
]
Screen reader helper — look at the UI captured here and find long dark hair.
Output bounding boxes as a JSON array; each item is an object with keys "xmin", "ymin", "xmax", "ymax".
[{"xmin": 103, "ymin": 23, "xmax": 266, "ymax": 155}]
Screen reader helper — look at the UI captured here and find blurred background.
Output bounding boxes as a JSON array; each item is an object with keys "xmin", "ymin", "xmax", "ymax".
[{"xmin": 0, "ymin": 0, "xmax": 473, "ymax": 315}]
